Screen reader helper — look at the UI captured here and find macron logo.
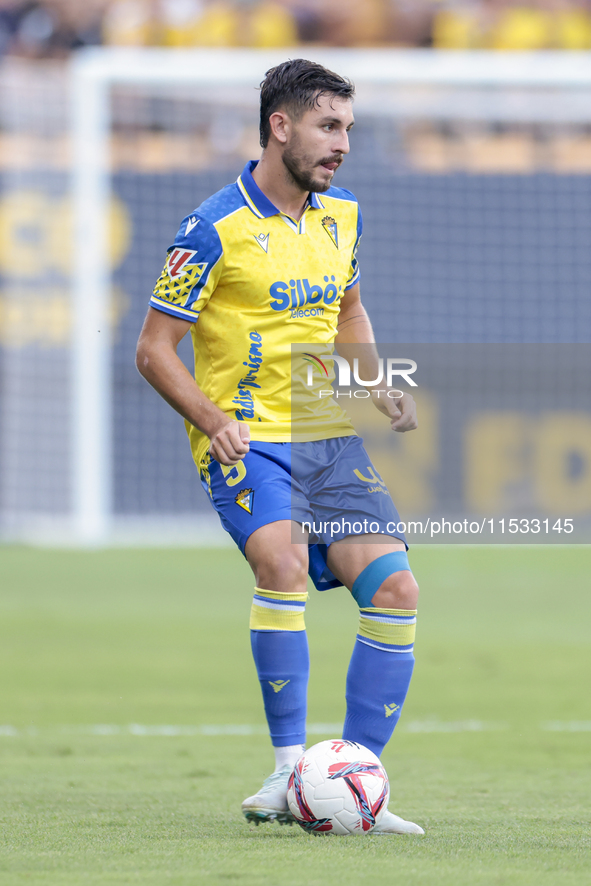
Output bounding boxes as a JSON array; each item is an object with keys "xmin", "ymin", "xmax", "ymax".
[
  {"xmin": 254, "ymin": 232, "xmax": 270, "ymax": 253},
  {"xmin": 185, "ymin": 216, "xmax": 199, "ymax": 235}
]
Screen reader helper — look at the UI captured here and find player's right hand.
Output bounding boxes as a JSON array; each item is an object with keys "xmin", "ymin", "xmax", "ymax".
[{"xmin": 209, "ymin": 420, "xmax": 250, "ymax": 465}]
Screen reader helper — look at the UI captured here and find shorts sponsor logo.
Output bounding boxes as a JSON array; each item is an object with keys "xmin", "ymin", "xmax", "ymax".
[
  {"xmin": 354, "ymin": 466, "xmax": 390, "ymax": 495},
  {"xmin": 354, "ymin": 466, "xmax": 386, "ymax": 486}
]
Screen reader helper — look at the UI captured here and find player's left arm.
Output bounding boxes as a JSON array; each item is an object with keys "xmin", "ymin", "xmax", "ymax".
[{"xmin": 335, "ymin": 283, "xmax": 417, "ymax": 432}]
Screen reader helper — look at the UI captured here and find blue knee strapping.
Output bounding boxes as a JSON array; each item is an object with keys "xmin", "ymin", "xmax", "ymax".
[{"xmin": 351, "ymin": 551, "xmax": 411, "ymax": 608}]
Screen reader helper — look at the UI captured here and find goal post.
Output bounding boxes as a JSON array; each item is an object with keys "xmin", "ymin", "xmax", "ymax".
[{"xmin": 71, "ymin": 53, "xmax": 111, "ymax": 544}]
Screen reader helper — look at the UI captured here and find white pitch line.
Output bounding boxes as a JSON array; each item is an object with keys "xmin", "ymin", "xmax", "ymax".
[
  {"xmin": 542, "ymin": 721, "xmax": 591, "ymax": 732},
  {"xmin": 0, "ymin": 723, "xmax": 343, "ymax": 738},
  {"xmin": 404, "ymin": 719, "xmax": 508, "ymax": 733},
  {"xmin": 1, "ymin": 721, "xmax": 588, "ymax": 737},
  {"xmin": 0, "ymin": 726, "xmax": 19, "ymax": 736}
]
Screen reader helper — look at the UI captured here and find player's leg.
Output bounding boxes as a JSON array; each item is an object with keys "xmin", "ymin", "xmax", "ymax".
[
  {"xmin": 327, "ymin": 539, "xmax": 418, "ymax": 755},
  {"xmin": 300, "ymin": 436, "xmax": 417, "ymax": 756},
  {"xmin": 199, "ymin": 444, "xmax": 310, "ymax": 822},
  {"xmin": 245, "ymin": 519, "xmax": 310, "ymax": 761},
  {"xmin": 241, "ymin": 518, "xmax": 310, "ymax": 823},
  {"xmin": 326, "ymin": 538, "xmax": 423, "ymax": 835}
]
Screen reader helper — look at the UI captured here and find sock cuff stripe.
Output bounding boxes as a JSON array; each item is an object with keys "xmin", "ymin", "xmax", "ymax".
[
  {"xmin": 254, "ymin": 587, "xmax": 308, "ymax": 603},
  {"xmin": 357, "ymin": 635, "xmax": 414, "ymax": 654},
  {"xmin": 253, "ymin": 595, "xmax": 306, "ymax": 612},
  {"xmin": 250, "ymin": 603, "xmax": 306, "ymax": 632},
  {"xmin": 360, "ymin": 613, "xmax": 416, "ymax": 625},
  {"xmin": 361, "ymin": 608, "xmax": 417, "ymax": 617},
  {"xmin": 358, "ymin": 611, "xmax": 416, "ymax": 649}
]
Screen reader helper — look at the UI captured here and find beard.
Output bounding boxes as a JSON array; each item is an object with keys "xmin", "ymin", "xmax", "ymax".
[{"xmin": 282, "ymin": 137, "xmax": 341, "ymax": 193}]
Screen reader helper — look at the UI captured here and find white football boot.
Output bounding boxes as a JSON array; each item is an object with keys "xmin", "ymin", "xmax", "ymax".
[
  {"xmin": 371, "ymin": 808, "xmax": 425, "ymax": 835},
  {"xmin": 241, "ymin": 764, "xmax": 294, "ymax": 825}
]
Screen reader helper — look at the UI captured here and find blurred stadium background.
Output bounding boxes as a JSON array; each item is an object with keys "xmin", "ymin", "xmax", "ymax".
[
  {"xmin": 4, "ymin": 0, "xmax": 591, "ymax": 54},
  {"xmin": 0, "ymin": 2, "xmax": 590, "ymax": 544},
  {"xmin": 0, "ymin": 10, "xmax": 589, "ymax": 883}
]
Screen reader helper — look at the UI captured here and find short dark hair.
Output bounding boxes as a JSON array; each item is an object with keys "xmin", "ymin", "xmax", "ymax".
[{"xmin": 259, "ymin": 58, "xmax": 355, "ymax": 149}]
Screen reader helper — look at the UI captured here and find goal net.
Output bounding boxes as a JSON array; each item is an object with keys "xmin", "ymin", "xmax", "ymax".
[{"xmin": 1, "ymin": 48, "xmax": 590, "ymax": 544}]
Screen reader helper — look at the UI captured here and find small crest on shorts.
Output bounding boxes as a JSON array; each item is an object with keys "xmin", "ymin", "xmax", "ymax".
[
  {"xmin": 322, "ymin": 215, "xmax": 338, "ymax": 249},
  {"xmin": 235, "ymin": 487, "xmax": 254, "ymax": 514}
]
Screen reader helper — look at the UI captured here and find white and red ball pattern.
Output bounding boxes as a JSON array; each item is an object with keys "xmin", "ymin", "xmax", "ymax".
[{"xmin": 286, "ymin": 739, "xmax": 389, "ymax": 836}]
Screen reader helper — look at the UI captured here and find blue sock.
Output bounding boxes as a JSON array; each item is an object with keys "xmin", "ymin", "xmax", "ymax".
[
  {"xmin": 250, "ymin": 587, "xmax": 309, "ymax": 747},
  {"xmin": 342, "ymin": 608, "xmax": 416, "ymax": 757}
]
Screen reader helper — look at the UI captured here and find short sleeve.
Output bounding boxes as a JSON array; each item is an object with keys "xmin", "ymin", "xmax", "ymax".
[
  {"xmin": 345, "ymin": 202, "xmax": 362, "ymax": 291},
  {"xmin": 150, "ymin": 213, "xmax": 224, "ymax": 322}
]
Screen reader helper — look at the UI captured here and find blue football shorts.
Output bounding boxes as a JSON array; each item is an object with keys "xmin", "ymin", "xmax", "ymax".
[{"xmin": 199, "ymin": 436, "xmax": 407, "ymax": 591}]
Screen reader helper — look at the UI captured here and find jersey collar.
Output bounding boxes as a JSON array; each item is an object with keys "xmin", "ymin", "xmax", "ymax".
[{"xmin": 237, "ymin": 160, "xmax": 325, "ymax": 219}]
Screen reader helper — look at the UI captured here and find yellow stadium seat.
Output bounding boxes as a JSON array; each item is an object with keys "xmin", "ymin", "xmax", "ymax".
[
  {"xmin": 190, "ymin": 2, "xmax": 239, "ymax": 47},
  {"xmin": 103, "ymin": 0, "xmax": 155, "ymax": 46},
  {"xmin": 248, "ymin": 1, "xmax": 298, "ymax": 48},
  {"xmin": 489, "ymin": 7, "xmax": 553, "ymax": 51},
  {"xmin": 432, "ymin": 9, "xmax": 480, "ymax": 50},
  {"xmin": 554, "ymin": 8, "xmax": 591, "ymax": 50}
]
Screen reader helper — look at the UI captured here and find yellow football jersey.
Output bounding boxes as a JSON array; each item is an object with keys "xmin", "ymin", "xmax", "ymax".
[{"xmin": 150, "ymin": 160, "xmax": 361, "ymax": 467}]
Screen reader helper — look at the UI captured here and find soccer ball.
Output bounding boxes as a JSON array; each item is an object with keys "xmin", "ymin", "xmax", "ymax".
[{"xmin": 287, "ymin": 739, "xmax": 389, "ymax": 835}]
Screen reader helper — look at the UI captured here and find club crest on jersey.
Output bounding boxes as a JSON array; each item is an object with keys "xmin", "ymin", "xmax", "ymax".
[
  {"xmin": 254, "ymin": 232, "xmax": 270, "ymax": 253},
  {"xmin": 235, "ymin": 488, "xmax": 254, "ymax": 514},
  {"xmin": 322, "ymin": 215, "xmax": 338, "ymax": 249},
  {"xmin": 167, "ymin": 248, "xmax": 197, "ymax": 279}
]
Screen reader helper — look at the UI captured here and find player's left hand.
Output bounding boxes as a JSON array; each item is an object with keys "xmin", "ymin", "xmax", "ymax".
[{"xmin": 370, "ymin": 389, "xmax": 418, "ymax": 432}]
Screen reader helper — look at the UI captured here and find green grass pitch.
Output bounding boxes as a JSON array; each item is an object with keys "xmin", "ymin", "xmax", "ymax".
[{"xmin": 0, "ymin": 544, "xmax": 589, "ymax": 885}]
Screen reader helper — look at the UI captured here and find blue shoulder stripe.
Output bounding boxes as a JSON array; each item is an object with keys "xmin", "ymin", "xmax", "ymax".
[
  {"xmin": 322, "ymin": 185, "xmax": 359, "ymax": 204},
  {"xmin": 192, "ymin": 181, "xmax": 247, "ymax": 226}
]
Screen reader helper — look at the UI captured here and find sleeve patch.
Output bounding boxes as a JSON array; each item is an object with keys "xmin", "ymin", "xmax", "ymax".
[
  {"xmin": 168, "ymin": 248, "xmax": 197, "ymax": 278},
  {"xmin": 153, "ymin": 254, "xmax": 208, "ymax": 307}
]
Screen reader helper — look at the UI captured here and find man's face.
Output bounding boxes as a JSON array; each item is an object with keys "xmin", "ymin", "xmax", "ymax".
[{"xmin": 281, "ymin": 94, "xmax": 354, "ymax": 193}]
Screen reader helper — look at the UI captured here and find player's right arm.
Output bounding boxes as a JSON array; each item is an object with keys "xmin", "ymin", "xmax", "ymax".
[{"xmin": 135, "ymin": 307, "xmax": 250, "ymax": 466}]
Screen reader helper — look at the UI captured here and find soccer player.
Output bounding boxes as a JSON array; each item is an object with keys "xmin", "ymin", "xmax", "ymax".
[{"xmin": 136, "ymin": 59, "xmax": 423, "ymax": 835}]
